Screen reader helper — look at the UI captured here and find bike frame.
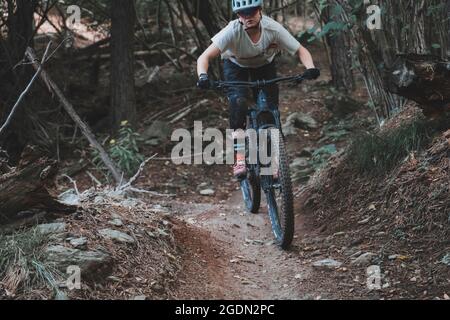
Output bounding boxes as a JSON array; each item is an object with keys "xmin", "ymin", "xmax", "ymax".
[
  {"xmin": 213, "ymin": 75, "xmax": 304, "ymax": 192},
  {"xmin": 248, "ymin": 89, "xmax": 280, "ymax": 192}
]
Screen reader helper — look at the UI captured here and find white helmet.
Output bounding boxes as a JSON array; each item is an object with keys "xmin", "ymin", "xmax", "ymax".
[{"xmin": 232, "ymin": 0, "xmax": 263, "ymax": 13}]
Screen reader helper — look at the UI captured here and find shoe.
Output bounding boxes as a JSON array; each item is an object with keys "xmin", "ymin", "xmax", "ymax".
[
  {"xmin": 233, "ymin": 154, "xmax": 247, "ymax": 178},
  {"xmin": 272, "ymin": 167, "xmax": 279, "ymax": 180}
]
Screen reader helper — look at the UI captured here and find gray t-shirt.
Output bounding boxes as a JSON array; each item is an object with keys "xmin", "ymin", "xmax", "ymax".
[{"xmin": 211, "ymin": 15, "xmax": 301, "ymax": 68}]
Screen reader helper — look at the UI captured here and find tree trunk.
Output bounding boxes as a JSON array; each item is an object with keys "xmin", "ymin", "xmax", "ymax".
[
  {"xmin": 0, "ymin": 0, "xmax": 39, "ymax": 163},
  {"xmin": 447, "ymin": 0, "xmax": 450, "ymax": 57},
  {"xmin": 6, "ymin": 0, "xmax": 37, "ymax": 66},
  {"xmin": 321, "ymin": 2, "xmax": 355, "ymax": 93},
  {"xmin": 424, "ymin": 0, "xmax": 449, "ymax": 59},
  {"xmin": 110, "ymin": 0, "xmax": 137, "ymax": 131},
  {"xmin": 195, "ymin": 0, "xmax": 224, "ymax": 37},
  {"xmin": 327, "ymin": 34, "xmax": 354, "ymax": 93}
]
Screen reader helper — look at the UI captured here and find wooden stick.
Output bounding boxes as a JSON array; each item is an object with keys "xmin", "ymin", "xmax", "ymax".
[
  {"xmin": 25, "ymin": 47, "xmax": 124, "ymax": 185},
  {"xmin": 118, "ymin": 154, "xmax": 158, "ymax": 191}
]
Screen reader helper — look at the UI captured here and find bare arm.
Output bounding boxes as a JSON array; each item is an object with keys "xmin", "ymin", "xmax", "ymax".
[
  {"xmin": 197, "ymin": 43, "xmax": 222, "ymax": 76},
  {"xmin": 297, "ymin": 45, "xmax": 315, "ymax": 69}
]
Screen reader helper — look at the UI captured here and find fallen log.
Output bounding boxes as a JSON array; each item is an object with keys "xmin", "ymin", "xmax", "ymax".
[
  {"xmin": 386, "ymin": 54, "xmax": 450, "ymax": 118},
  {"xmin": 0, "ymin": 146, "xmax": 75, "ymax": 223}
]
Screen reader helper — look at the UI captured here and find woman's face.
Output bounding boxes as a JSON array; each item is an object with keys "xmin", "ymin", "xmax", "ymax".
[{"xmin": 237, "ymin": 8, "xmax": 262, "ymax": 30}]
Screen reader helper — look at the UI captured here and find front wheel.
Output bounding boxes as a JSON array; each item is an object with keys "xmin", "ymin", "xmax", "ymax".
[
  {"xmin": 265, "ymin": 131, "xmax": 294, "ymax": 250},
  {"xmin": 240, "ymin": 168, "xmax": 261, "ymax": 214}
]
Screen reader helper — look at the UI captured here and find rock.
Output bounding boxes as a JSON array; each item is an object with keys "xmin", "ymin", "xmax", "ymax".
[
  {"xmin": 109, "ymin": 218, "xmax": 124, "ymax": 227},
  {"xmin": 58, "ymin": 189, "xmax": 80, "ymax": 206},
  {"xmin": 132, "ymin": 295, "xmax": 146, "ymax": 300},
  {"xmin": 197, "ymin": 182, "xmax": 209, "ymax": 189},
  {"xmin": 291, "ymin": 167, "xmax": 315, "ymax": 182},
  {"xmin": 358, "ymin": 217, "xmax": 371, "ymax": 225},
  {"xmin": 301, "ymin": 294, "xmax": 315, "ymax": 300},
  {"xmin": 350, "ymin": 238, "xmax": 364, "ymax": 247},
  {"xmin": 54, "ymin": 291, "xmax": 69, "ymax": 300},
  {"xmin": 344, "ymin": 247, "xmax": 359, "ymax": 257},
  {"xmin": 150, "ymin": 205, "xmax": 170, "ymax": 214},
  {"xmin": 111, "ymin": 213, "xmax": 121, "ymax": 219},
  {"xmin": 305, "ymin": 144, "xmax": 338, "ymax": 173},
  {"xmin": 199, "ymin": 189, "xmax": 215, "ymax": 196},
  {"xmin": 312, "ymin": 259, "xmax": 342, "ymax": 270},
  {"xmin": 351, "ymin": 252, "xmax": 376, "ymax": 267},
  {"xmin": 98, "ymin": 229, "xmax": 135, "ymax": 243},
  {"xmin": 121, "ymin": 198, "xmax": 144, "ymax": 208},
  {"xmin": 441, "ymin": 253, "xmax": 450, "ymax": 266},
  {"xmin": 290, "ymin": 157, "xmax": 310, "ymax": 169},
  {"xmin": 151, "ymin": 283, "xmax": 165, "ymax": 294},
  {"xmin": 285, "ymin": 112, "xmax": 319, "ymax": 130},
  {"xmin": 299, "ymin": 147, "xmax": 314, "ymax": 157},
  {"xmin": 44, "ymin": 245, "xmax": 112, "ymax": 279},
  {"xmin": 69, "ymin": 237, "xmax": 88, "ymax": 249},
  {"xmin": 324, "ymin": 90, "xmax": 360, "ymax": 117},
  {"xmin": 93, "ymin": 195, "xmax": 104, "ymax": 204},
  {"xmin": 282, "ymin": 122, "xmax": 297, "ymax": 136},
  {"xmin": 142, "ymin": 120, "xmax": 171, "ymax": 145},
  {"xmin": 36, "ymin": 222, "xmax": 66, "ymax": 235}
]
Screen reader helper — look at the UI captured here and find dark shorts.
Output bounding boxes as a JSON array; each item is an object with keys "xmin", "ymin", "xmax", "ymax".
[{"xmin": 223, "ymin": 59, "xmax": 279, "ymax": 130}]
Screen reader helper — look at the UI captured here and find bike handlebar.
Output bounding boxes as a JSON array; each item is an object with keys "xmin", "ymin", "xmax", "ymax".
[{"xmin": 212, "ymin": 74, "xmax": 305, "ymax": 89}]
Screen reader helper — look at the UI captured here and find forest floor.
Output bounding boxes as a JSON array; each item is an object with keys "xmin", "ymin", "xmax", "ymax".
[
  {"xmin": 63, "ymin": 49, "xmax": 448, "ymax": 299},
  {"xmin": 2, "ymin": 38, "xmax": 448, "ymax": 300}
]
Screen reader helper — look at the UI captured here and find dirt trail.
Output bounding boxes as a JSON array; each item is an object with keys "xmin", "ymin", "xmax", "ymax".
[{"xmin": 166, "ymin": 190, "xmax": 343, "ymax": 300}]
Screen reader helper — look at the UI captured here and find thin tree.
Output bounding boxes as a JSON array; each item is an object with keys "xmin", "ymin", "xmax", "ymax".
[{"xmin": 110, "ymin": 0, "xmax": 137, "ymax": 131}]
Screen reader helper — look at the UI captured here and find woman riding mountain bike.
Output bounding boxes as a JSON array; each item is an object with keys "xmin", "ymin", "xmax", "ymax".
[{"xmin": 196, "ymin": 0, "xmax": 320, "ymax": 178}]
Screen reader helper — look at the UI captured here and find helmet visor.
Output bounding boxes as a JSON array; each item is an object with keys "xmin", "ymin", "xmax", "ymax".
[{"xmin": 236, "ymin": 7, "xmax": 260, "ymax": 18}]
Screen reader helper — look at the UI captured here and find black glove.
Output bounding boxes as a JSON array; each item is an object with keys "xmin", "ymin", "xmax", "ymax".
[
  {"xmin": 303, "ymin": 68, "xmax": 320, "ymax": 80},
  {"xmin": 197, "ymin": 73, "xmax": 211, "ymax": 89}
]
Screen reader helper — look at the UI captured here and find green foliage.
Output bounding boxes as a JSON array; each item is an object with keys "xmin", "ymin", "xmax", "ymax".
[
  {"xmin": 0, "ymin": 228, "xmax": 63, "ymax": 295},
  {"xmin": 320, "ymin": 121, "xmax": 351, "ymax": 143},
  {"xmin": 347, "ymin": 119, "xmax": 430, "ymax": 175},
  {"xmin": 311, "ymin": 144, "xmax": 338, "ymax": 169},
  {"xmin": 306, "ymin": 20, "xmax": 348, "ymax": 43},
  {"xmin": 307, "ymin": 1, "xmax": 358, "ymax": 43},
  {"xmin": 426, "ymin": 3, "xmax": 446, "ymax": 16},
  {"xmin": 92, "ymin": 121, "xmax": 144, "ymax": 178}
]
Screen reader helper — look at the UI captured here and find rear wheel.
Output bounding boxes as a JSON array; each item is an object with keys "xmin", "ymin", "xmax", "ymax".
[{"xmin": 265, "ymin": 129, "xmax": 294, "ymax": 250}]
